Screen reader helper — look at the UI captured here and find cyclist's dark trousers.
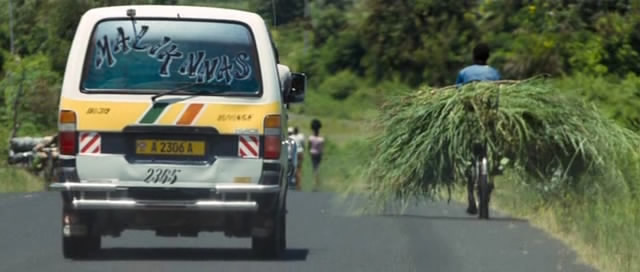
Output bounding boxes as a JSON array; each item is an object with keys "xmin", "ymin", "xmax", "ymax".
[{"xmin": 466, "ymin": 165, "xmax": 476, "ymax": 209}]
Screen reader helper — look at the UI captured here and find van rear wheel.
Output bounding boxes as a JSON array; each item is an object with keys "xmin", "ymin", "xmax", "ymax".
[
  {"xmin": 252, "ymin": 203, "xmax": 286, "ymax": 258},
  {"xmin": 252, "ymin": 212, "xmax": 285, "ymax": 258},
  {"xmin": 62, "ymin": 208, "xmax": 101, "ymax": 259},
  {"xmin": 63, "ymin": 234, "xmax": 101, "ymax": 259}
]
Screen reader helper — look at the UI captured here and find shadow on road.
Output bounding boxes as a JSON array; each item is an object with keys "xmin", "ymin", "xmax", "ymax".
[
  {"xmin": 84, "ymin": 247, "xmax": 309, "ymax": 261},
  {"xmin": 381, "ymin": 213, "xmax": 528, "ymax": 223}
]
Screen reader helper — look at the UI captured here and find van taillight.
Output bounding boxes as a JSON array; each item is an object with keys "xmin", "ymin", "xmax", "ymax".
[
  {"xmin": 264, "ymin": 115, "xmax": 281, "ymax": 159},
  {"xmin": 59, "ymin": 132, "xmax": 76, "ymax": 155},
  {"xmin": 58, "ymin": 110, "xmax": 77, "ymax": 155},
  {"xmin": 264, "ymin": 136, "xmax": 280, "ymax": 159}
]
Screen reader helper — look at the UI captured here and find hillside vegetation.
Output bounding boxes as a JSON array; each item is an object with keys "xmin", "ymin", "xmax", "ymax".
[
  {"xmin": 1, "ymin": 0, "xmax": 639, "ymax": 134},
  {"xmin": 0, "ymin": 0, "xmax": 640, "ymax": 271}
]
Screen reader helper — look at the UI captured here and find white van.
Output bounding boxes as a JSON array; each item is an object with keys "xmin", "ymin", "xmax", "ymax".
[{"xmin": 49, "ymin": 5, "xmax": 305, "ymax": 259}]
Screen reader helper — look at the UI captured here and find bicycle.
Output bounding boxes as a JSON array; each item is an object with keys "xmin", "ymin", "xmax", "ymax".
[
  {"xmin": 458, "ymin": 77, "xmax": 549, "ymax": 219},
  {"xmin": 464, "ymin": 81, "xmax": 503, "ymax": 219},
  {"xmin": 467, "ymin": 140, "xmax": 493, "ymax": 219}
]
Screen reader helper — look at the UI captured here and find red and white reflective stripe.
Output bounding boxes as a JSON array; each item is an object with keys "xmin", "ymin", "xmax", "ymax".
[
  {"xmin": 238, "ymin": 135, "xmax": 259, "ymax": 158},
  {"xmin": 78, "ymin": 132, "xmax": 101, "ymax": 154}
]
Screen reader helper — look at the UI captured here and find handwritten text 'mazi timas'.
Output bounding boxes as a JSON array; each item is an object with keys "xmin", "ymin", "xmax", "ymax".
[{"xmin": 94, "ymin": 25, "xmax": 253, "ymax": 85}]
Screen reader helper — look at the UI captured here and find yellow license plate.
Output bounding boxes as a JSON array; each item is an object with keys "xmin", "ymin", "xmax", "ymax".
[{"xmin": 135, "ymin": 140, "xmax": 205, "ymax": 156}]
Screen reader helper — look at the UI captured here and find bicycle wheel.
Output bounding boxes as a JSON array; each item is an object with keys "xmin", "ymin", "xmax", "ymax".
[{"xmin": 478, "ymin": 157, "xmax": 490, "ymax": 219}]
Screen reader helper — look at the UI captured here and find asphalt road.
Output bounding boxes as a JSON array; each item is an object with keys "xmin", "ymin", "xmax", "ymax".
[{"xmin": 0, "ymin": 191, "xmax": 595, "ymax": 272}]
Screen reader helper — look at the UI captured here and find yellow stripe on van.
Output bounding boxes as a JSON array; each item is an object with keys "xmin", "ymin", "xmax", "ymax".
[
  {"xmin": 195, "ymin": 103, "xmax": 280, "ymax": 133},
  {"xmin": 60, "ymin": 99, "xmax": 149, "ymax": 131},
  {"xmin": 59, "ymin": 98, "xmax": 280, "ymax": 133},
  {"xmin": 156, "ymin": 103, "xmax": 186, "ymax": 125}
]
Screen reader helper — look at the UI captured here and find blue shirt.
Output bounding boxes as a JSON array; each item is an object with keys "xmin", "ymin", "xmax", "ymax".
[{"xmin": 455, "ymin": 65, "xmax": 501, "ymax": 86}]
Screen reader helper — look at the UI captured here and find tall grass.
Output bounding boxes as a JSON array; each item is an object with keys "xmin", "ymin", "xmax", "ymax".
[
  {"xmin": 494, "ymin": 170, "xmax": 640, "ymax": 272},
  {"xmin": 360, "ymin": 81, "xmax": 640, "ymax": 211},
  {"xmin": 0, "ymin": 166, "xmax": 45, "ymax": 193}
]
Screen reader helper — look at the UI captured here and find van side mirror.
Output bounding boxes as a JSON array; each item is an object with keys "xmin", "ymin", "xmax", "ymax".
[{"xmin": 288, "ymin": 73, "xmax": 306, "ymax": 103}]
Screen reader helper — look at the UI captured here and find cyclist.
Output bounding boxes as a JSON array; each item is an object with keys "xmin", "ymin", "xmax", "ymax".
[
  {"xmin": 456, "ymin": 43, "xmax": 500, "ymax": 86},
  {"xmin": 456, "ymin": 43, "xmax": 500, "ymax": 215}
]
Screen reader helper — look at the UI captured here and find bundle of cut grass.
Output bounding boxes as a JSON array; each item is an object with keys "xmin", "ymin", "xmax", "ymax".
[{"xmin": 361, "ymin": 80, "xmax": 640, "ymax": 209}]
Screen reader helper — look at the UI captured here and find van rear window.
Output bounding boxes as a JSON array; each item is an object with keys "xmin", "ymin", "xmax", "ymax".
[{"xmin": 82, "ymin": 19, "xmax": 260, "ymax": 95}]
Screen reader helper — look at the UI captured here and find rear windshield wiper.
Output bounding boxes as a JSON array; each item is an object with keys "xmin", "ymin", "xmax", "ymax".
[{"xmin": 151, "ymin": 83, "xmax": 205, "ymax": 102}]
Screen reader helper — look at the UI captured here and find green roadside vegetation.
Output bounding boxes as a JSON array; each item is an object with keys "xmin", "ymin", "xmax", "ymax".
[
  {"xmin": 287, "ymin": 114, "xmax": 372, "ymax": 192},
  {"xmin": 0, "ymin": 0, "xmax": 639, "ymax": 271},
  {"xmin": 0, "ymin": 163, "xmax": 46, "ymax": 193},
  {"xmin": 493, "ymin": 172, "xmax": 640, "ymax": 272}
]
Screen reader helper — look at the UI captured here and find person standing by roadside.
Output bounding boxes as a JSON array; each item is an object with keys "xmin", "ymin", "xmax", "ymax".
[
  {"xmin": 291, "ymin": 127, "xmax": 305, "ymax": 191},
  {"xmin": 308, "ymin": 119, "xmax": 325, "ymax": 191}
]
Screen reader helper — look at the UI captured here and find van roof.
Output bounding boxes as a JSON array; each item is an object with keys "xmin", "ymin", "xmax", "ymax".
[{"xmin": 83, "ymin": 5, "xmax": 263, "ymax": 25}]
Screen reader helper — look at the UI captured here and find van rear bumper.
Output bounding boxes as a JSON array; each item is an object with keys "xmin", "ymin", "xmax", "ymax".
[
  {"xmin": 49, "ymin": 182, "xmax": 279, "ymax": 212},
  {"xmin": 69, "ymin": 199, "xmax": 258, "ymax": 211},
  {"xmin": 49, "ymin": 182, "xmax": 280, "ymax": 193}
]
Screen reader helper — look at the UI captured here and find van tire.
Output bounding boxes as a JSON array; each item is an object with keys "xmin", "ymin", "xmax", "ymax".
[
  {"xmin": 63, "ymin": 234, "xmax": 101, "ymax": 259},
  {"xmin": 251, "ymin": 212, "xmax": 285, "ymax": 258},
  {"xmin": 62, "ymin": 209, "xmax": 101, "ymax": 259},
  {"xmin": 252, "ymin": 201, "xmax": 286, "ymax": 258}
]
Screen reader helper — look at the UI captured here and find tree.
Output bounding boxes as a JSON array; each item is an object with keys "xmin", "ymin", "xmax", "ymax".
[
  {"xmin": 249, "ymin": 0, "xmax": 305, "ymax": 26},
  {"xmin": 360, "ymin": 0, "xmax": 479, "ymax": 86}
]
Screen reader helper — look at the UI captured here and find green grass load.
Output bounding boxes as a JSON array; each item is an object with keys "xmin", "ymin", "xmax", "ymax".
[{"xmin": 361, "ymin": 80, "xmax": 640, "ymax": 210}]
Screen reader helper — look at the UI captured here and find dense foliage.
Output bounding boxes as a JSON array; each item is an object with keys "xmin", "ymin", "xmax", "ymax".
[
  {"xmin": 288, "ymin": 0, "xmax": 638, "ymax": 85},
  {"xmin": 249, "ymin": 0, "xmax": 305, "ymax": 26},
  {"xmin": 1, "ymin": 0, "xmax": 639, "ymax": 133},
  {"xmin": 279, "ymin": 0, "xmax": 640, "ymax": 127}
]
